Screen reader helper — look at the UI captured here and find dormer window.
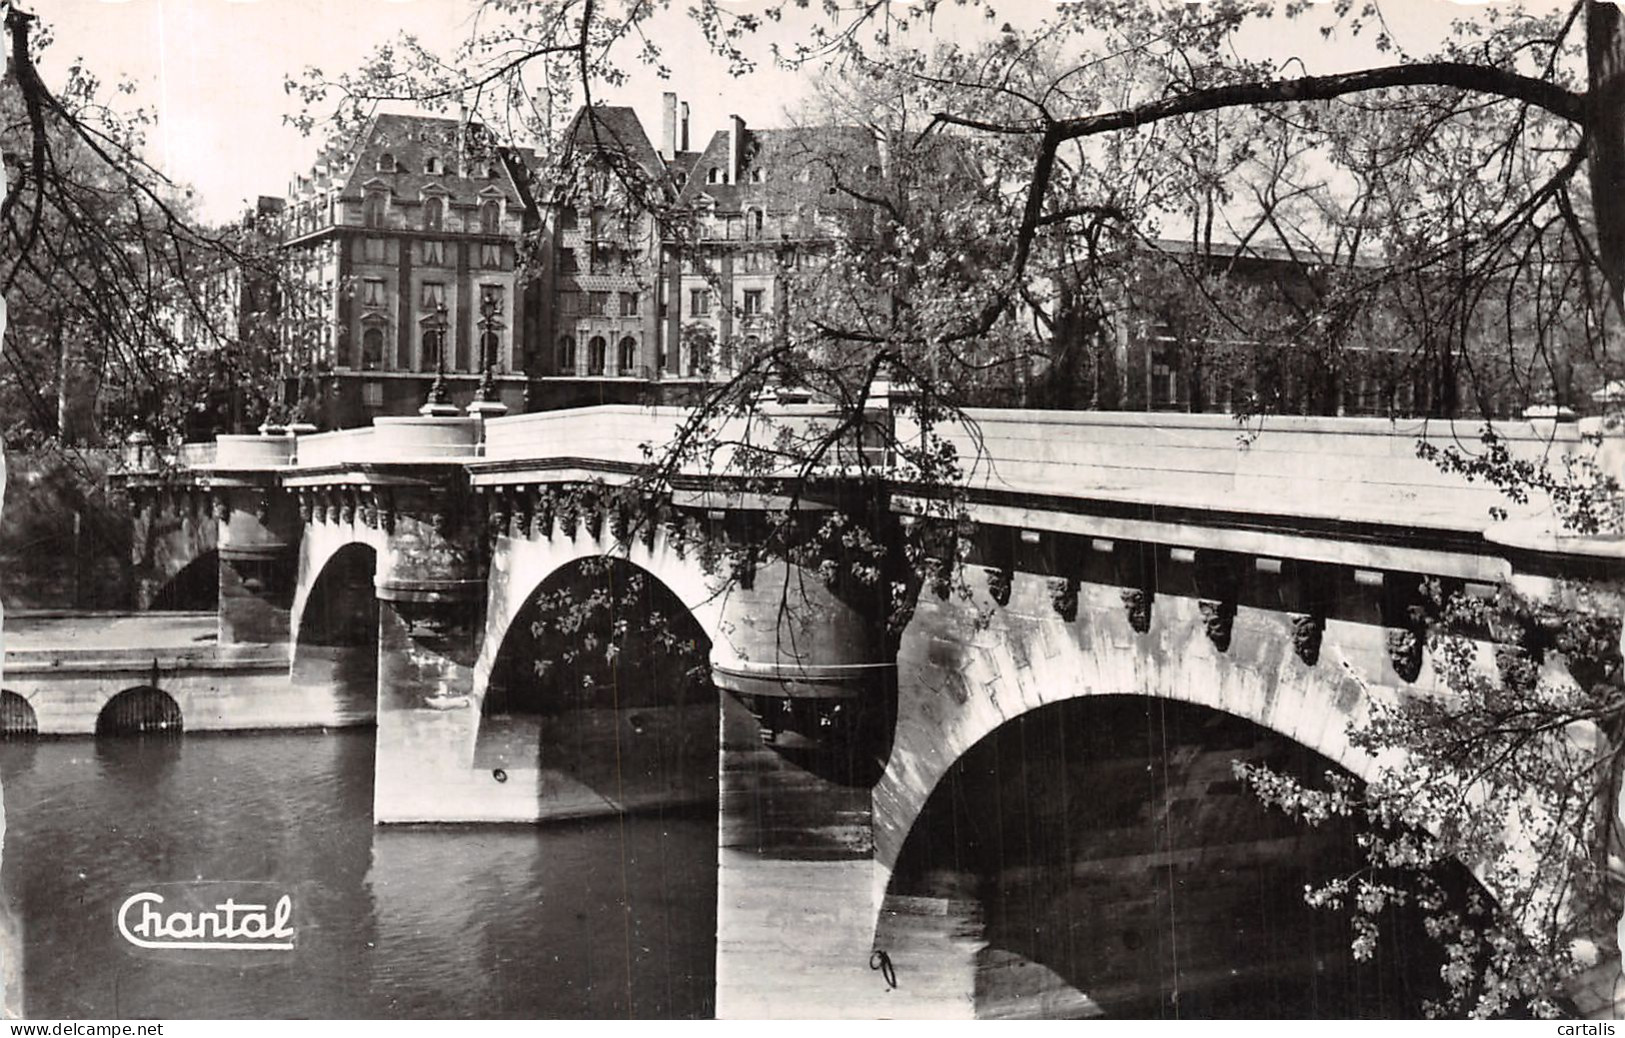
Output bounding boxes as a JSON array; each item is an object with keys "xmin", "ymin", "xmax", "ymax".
[
  {"xmin": 424, "ymin": 156, "xmax": 442, "ymax": 175},
  {"xmin": 749, "ymin": 168, "xmax": 765, "ymax": 184},
  {"xmin": 707, "ymin": 167, "xmax": 720, "ymax": 185},
  {"xmin": 673, "ymin": 170, "xmax": 688, "ymax": 189},
  {"xmin": 377, "ymin": 153, "xmax": 397, "ymax": 173},
  {"xmin": 423, "ymin": 196, "xmax": 443, "ymax": 232},
  {"xmin": 479, "ymin": 199, "xmax": 501, "ymax": 235},
  {"xmin": 363, "ymin": 190, "xmax": 387, "ymax": 228}
]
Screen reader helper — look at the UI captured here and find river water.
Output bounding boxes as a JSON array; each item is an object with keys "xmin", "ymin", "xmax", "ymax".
[{"xmin": 0, "ymin": 730, "xmax": 717, "ymax": 1019}]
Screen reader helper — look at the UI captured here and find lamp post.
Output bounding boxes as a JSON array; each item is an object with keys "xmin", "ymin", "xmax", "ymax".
[
  {"xmin": 419, "ymin": 303, "xmax": 459, "ymax": 417},
  {"xmin": 467, "ymin": 293, "xmax": 508, "ymax": 424}
]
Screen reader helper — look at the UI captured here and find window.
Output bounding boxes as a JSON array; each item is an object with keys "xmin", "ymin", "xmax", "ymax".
[
  {"xmin": 363, "ymin": 192, "xmax": 386, "ymax": 228},
  {"xmin": 365, "ymin": 237, "xmax": 385, "ymax": 262},
  {"xmin": 421, "ymin": 282, "xmax": 447, "ymax": 311},
  {"xmin": 742, "ymin": 289, "xmax": 764, "ymax": 316},
  {"xmin": 673, "ymin": 170, "xmax": 687, "ymax": 189},
  {"xmin": 559, "ymin": 206, "xmax": 578, "ymax": 231},
  {"xmin": 747, "ymin": 209, "xmax": 764, "ymax": 238},
  {"xmin": 480, "ymin": 199, "xmax": 501, "ymax": 234},
  {"xmin": 480, "ymin": 284, "xmax": 505, "ymax": 313},
  {"xmin": 361, "ymin": 327, "xmax": 384, "ymax": 370},
  {"xmin": 690, "ymin": 289, "xmax": 710, "ymax": 316},
  {"xmin": 750, "ymin": 168, "xmax": 765, "ymax": 184},
  {"xmin": 480, "ymin": 243, "xmax": 502, "ymax": 269},
  {"xmin": 743, "ymin": 250, "xmax": 764, "ymax": 273},
  {"xmin": 424, "ymin": 156, "xmax": 442, "ymax": 175},
  {"xmin": 559, "ymin": 248, "xmax": 578, "ymax": 273},
  {"xmin": 423, "ymin": 239, "xmax": 445, "ymax": 266},
  {"xmin": 707, "ymin": 167, "xmax": 721, "ymax": 185},
  {"xmin": 363, "ymin": 381, "xmax": 384, "ymax": 408},
  {"xmin": 421, "ymin": 328, "xmax": 444, "ymax": 372},
  {"xmin": 423, "ymin": 196, "xmax": 443, "ymax": 231},
  {"xmin": 590, "ymin": 242, "xmax": 616, "ymax": 274},
  {"xmin": 377, "ymin": 153, "xmax": 396, "ymax": 172},
  {"xmin": 485, "ymin": 164, "xmax": 500, "ymax": 179},
  {"xmin": 362, "ymin": 278, "xmax": 385, "ymax": 308},
  {"xmin": 559, "ymin": 291, "xmax": 580, "ymax": 315},
  {"xmin": 619, "ymin": 291, "xmax": 638, "ymax": 317},
  {"xmin": 618, "ymin": 336, "xmax": 637, "ymax": 374},
  {"xmin": 587, "ymin": 336, "xmax": 607, "ymax": 376},
  {"xmin": 588, "ymin": 291, "xmax": 609, "ymax": 316},
  {"xmin": 558, "ymin": 335, "xmax": 577, "ymax": 373}
]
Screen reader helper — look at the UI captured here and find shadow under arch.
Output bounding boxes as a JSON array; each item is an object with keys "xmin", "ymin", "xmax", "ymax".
[
  {"xmin": 476, "ymin": 554, "xmax": 718, "ymax": 819},
  {"xmin": 876, "ymin": 695, "xmax": 1484, "ymax": 1019},
  {"xmin": 149, "ymin": 549, "xmax": 219, "ymax": 611},
  {"xmin": 96, "ymin": 686, "xmax": 182, "ymax": 736},
  {"xmin": 291, "ymin": 542, "xmax": 380, "ymax": 724},
  {"xmin": 0, "ymin": 691, "xmax": 37, "ymax": 738}
]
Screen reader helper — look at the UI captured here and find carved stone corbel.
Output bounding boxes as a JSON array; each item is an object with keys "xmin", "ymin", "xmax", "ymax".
[
  {"xmin": 985, "ymin": 566, "xmax": 1012, "ymax": 607},
  {"xmin": 1049, "ymin": 576, "xmax": 1078, "ymax": 622}
]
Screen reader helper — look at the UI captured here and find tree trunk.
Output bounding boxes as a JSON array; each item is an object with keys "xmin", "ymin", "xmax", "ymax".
[{"xmin": 1589, "ymin": 0, "xmax": 1625, "ymax": 312}]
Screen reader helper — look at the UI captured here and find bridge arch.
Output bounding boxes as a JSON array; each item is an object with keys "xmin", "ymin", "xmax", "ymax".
[
  {"xmin": 290, "ymin": 540, "xmax": 381, "ymax": 725},
  {"xmin": 289, "ymin": 523, "xmax": 389, "ymax": 656},
  {"xmin": 0, "ymin": 691, "xmax": 38, "ymax": 737},
  {"xmin": 872, "ymin": 573, "xmax": 1511, "ymax": 1018},
  {"xmin": 148, "ymin": 549, "xmax": 220, "ymax": 611},
  {"xmin": 96, "ymin": 686, "xmax": 182, "ymax": 735},
  {"xmin": 475, "ymin": 545, "xmax": 719, "ymax": 817},
  {"xmin": 476, "ymin": 528, "xmax": 725, "ymax": 705}
]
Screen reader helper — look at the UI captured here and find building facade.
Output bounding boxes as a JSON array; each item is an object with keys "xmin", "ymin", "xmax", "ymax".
[{"xmin": 279, "ymin": 114, "xmax": 537, "ymax": 428}]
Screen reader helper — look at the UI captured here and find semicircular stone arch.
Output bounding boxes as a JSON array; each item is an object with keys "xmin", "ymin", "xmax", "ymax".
[
  {"xmin": 96, "ymin": 686, "xmax": 183, "ymax": 736},
  {"xmin": 475, "ymin": 524, "xmax": 726, "ymax": 708},
  {"xmin": 288, "ymin": 521, "xmax": 390, "ymax": 657},
  {"xmin": 877, "ymin": 573, "xmax": 1397, "ymax": 913},
  {"xmin": 0, "ymin": 690, "xmax": 38, "ymax": 737},
  {"xmin": 870, "ymin": 573, "xmax": 1520, "ymax": 1017},
  {"xmin": 148, "ymin": 548, "xmax": 221, "ymax": 611}
]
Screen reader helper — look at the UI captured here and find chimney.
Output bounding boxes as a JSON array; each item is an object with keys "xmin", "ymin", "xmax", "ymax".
[
  {"xmin": 680, "ymin": 102, "xmax": 690, "ymax": 152},
  {"xmin": 532, "ymin": 86, "xmax": 553, "ymax": 145},
  {"xmin": 457, "ymin": 99, "xmax": 470, "ymax": 176},
  {"xmin": 728, "ymin": 114, "xmax": 745, "ymax": 185},
  {"xmin": 661, "ymin": 92, "xmax": 678, "ymax": 161}
]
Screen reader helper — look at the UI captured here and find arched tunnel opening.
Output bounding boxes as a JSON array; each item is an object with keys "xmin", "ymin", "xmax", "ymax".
[
  {"xmin": 879, "ymin": 695, "xmax": 1483, "ymax": 1019},
  {"xmin": 96, "ymin": 686, "xmax": 183, "ymax": 737},
  {"xmin": 292, "ymin": 544, "xmax": 380, "ymax": 723}
]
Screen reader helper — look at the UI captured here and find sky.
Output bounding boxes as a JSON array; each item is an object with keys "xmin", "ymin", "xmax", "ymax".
[{"xmin": 33, "ymin": 0, "xmax": 1563, "ymax": 225}]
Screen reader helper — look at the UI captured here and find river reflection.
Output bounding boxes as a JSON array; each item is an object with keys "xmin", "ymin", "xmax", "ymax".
[{"xmin": 0, "ymin": 730, "xmax": 716, "ymax": 1019}]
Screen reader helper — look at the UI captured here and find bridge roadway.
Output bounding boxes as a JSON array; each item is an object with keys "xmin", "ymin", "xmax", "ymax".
[{"xmin": 103, "ymin": 403, "xmax": 1625, "ymax": 1018}]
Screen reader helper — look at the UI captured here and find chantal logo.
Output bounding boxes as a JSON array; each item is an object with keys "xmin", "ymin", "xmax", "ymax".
[{"xmin": 117, "ymin": 883, "xmax": 296, "ymax": 952}]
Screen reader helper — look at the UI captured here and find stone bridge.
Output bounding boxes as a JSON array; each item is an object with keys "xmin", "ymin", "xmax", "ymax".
[{"xmin": 114, "ymin": 403, "xmax": 1625, "ymax": 1018}]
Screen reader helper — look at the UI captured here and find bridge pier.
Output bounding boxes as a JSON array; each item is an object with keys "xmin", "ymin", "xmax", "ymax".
[
  {"xmin": 215, "ymin": 487, "xmax": 299, "ymax": 650},
  {"xmin": 708, "ymin": 507, "xmax": 905, "ymax": 1017},
  {"xmin": 372, "ymin": 483, "xmax": 489, "ymax": 823}
]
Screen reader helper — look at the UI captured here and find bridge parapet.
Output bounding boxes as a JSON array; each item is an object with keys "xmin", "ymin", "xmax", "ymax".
[
  {"xmin": 904, "ymin": 409, "xmax": 1600, "ymax": 533},
  {"xmin": 481, "ymin": 403, "xmax": 888, "ymax": 482}
]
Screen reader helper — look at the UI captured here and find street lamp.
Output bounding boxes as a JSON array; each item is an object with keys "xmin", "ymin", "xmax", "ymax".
[{"xmin": 466, "ymin": 292, "xmax": 508, "ymax": 423}]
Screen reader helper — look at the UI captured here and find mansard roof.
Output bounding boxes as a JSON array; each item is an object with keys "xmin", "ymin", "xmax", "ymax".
[
  {"xmin": 675, "ymin": 125, "xmax": 883, "ymax": 214},
  {"xmin": 558, "ymin": 105, "xmax": 667, "ymax": 181},
  {"xmin": 313, "ymin": 113, "xmax": 529, "ymax": 209}
]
